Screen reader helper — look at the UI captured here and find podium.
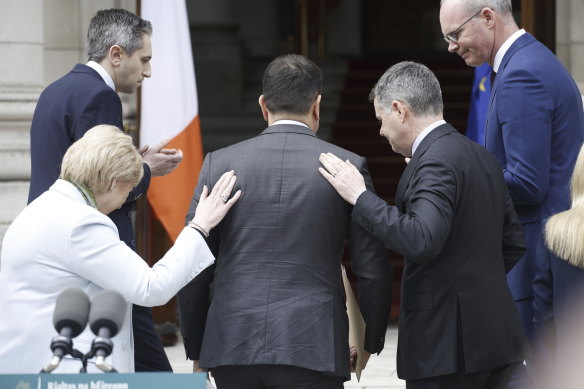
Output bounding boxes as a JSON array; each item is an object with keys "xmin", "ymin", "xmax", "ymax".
[{"xmin": 0, "ymin": 372, "xmax": 206, "ymax": 389}]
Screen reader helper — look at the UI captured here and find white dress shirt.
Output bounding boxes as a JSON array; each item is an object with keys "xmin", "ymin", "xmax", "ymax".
[
  {"xmin": 272, "ymin": 119, "xmax": 310, "ymax": 128},
  {"xmin": 493, "ymin": 29, "xmax": 526, "ymax": 73},
  {"xmin": 412, "ymin": 120, "xmax": 446, "ymax": 156},
  {"xmin": 86, "ymin": 60, "xmax": 116, "ymax": 90}
]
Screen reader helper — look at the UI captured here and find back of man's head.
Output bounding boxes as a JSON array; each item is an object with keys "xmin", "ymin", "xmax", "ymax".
[
  {"xmin": 370, "ymin": 61, "xmax": 443, "ymax": 118},
  {"xmin": 262, "ymin": 54, "xmax": 322, "ymax": 116},
  {"xmin": 87, "ymin": 8, "xmax": 152, "ymax": 63}
]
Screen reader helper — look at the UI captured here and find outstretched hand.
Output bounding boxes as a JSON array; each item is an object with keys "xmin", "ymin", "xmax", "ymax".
[
  {"xmin": 140, "ymin": 139, "xmax": 184, "ymax": 177},
  {"xmin": 319, "ymin": 153, "xmax": 366, "ymax": 205},
  {"xmin": 191, "ymin": 170, "xmax": 242, "ymax": 234}
]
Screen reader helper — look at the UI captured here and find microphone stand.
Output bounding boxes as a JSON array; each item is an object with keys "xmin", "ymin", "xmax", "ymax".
[
  {"xmin": 81, "ymin": 349, "xmax": 118, "ymax": 373},
  {"xmin": 40, "ymin": 348, "xmax": 85, "ymax": 373}
]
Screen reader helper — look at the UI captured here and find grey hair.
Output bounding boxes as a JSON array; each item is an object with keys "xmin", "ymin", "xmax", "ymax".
[
  {"xmin": 87, "ymin": 9, "xmax": 152, "ymax": 62},
  {"xmin": 440, "ymin": 0, "xmax": 513, "ymax": 17},
  {"xmin": 369, "ymin": 61, "xmax": 443, "ymax": 118}
]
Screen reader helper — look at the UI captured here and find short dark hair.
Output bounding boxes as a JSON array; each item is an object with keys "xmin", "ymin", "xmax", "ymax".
[
  {"xmin": 87, "ymin": 9, "xmax": 152, "ymax": 62},
  {"xmin": 262, "ymin": 54, "xmax": 322, "ymax": 115}
]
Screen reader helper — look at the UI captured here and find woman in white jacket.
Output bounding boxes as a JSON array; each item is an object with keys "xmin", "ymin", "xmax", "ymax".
[{"xmin": 0, "ymin": 125, "xmax": 240, "ymax": 373}]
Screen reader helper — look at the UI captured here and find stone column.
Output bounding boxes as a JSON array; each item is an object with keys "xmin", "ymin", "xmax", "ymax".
[
  {"xmin": 556, "ymin": 0, "xmax": 584, "ymax": 96},
  {"xmin": 0, "ymin": 1, "xmax": 44, "ymax": 248}
]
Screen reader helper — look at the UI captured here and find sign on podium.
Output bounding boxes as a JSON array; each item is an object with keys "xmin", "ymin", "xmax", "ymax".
[{"xmin": 0, "ymin": 372, "xmax": 206, "ymax": 389}]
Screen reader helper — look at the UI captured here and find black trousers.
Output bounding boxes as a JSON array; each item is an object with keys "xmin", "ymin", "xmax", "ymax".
[
  {"xmin": 132, "ymin": 305, "xmax": 173, "ymax": 372},
  {"xmin": 406, "ymin": 363, "xmax": 518, "ymax": 389},
  {"xmin": 212, "ymin": 365, "xmax": 344, "ymax": 389},
  {"xmin": 407, "ymin": 304, "xmax": 520, "ymax": 389}
]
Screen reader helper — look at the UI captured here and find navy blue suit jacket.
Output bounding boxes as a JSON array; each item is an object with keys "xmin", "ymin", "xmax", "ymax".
[
  {"xmin": 27, "ymin": 64, "xmax": 172, "ymax": 372},
  {"xmin": 485, "ymin": 33, "xmax": 584, "ymax": 312},
  {"xmin": 28, "ymin": 64, "xmax": 150, "ymax": 249}
]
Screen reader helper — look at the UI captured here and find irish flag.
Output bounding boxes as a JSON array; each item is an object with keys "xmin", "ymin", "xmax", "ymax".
[{"xmin": 140, "ymin": 0, "xmax": 203, "ymax": 241}]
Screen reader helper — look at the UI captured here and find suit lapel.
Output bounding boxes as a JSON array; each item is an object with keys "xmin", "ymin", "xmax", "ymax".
[
  {"xmin": 395, "ymin": 158, "xmax": 415, "ymax": 211},
  {"xmin": 395, "ymin": 124, "xmax": 455, "ymax": 211},
  {"xmin": 488, "ymin": 33, "xmax": 536, "ymax": 108},
  {"xmin": 486, "ymin": 33, "xmax": 536, "ymax": 147}
]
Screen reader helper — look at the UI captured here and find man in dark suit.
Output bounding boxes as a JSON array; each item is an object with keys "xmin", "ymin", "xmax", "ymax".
[
  {"xmin": 28, "ymin": 9, "xmax": 182, "ymax": 372},
  {"xmin": 177, "ymin": 54, "xmax": 392, "ymax": 389},
  {"xmin": 319, "ymin": 61, "xmax": 529, "ymax": 389}
]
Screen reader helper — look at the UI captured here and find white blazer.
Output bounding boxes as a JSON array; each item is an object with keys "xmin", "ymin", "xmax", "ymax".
[{"xmin": 0, "ymin": 180, "xmax": 214, "ymax": 373}]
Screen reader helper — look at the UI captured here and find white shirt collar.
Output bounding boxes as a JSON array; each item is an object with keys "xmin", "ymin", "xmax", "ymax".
[
  {"xmin": 493, "ymin": 29, "xmax": 526, "ymax": 73},
  {"xmin": 411, "ymin": 120, "xmax": 446, "ymax": 156},
  {"xmin": 271, "ymin": 119, "xmax": 310, "ymax": 129},
  {"xmin": 86, "ymin": 61, "xmax": 116, "ymax": 91}
]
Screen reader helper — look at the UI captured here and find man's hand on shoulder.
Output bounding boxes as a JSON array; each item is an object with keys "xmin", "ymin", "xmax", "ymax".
[
  {"xmin": 140, "ymin": 139, "xmax": 183, "ymax": 177},
  {"xmin": 319, "ymin": 152, "xmax": 367, "ymax": 205}
]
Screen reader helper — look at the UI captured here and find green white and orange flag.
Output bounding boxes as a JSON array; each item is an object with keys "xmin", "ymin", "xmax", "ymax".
[{"xmin": 140, "ymin": 0, "xmax": 203, "ymax": 241}]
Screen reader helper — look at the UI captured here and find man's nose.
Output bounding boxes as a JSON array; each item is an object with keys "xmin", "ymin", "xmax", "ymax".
[
  {"xmin": 447, "ymin": 40, "xmax": 459, "ymax": 53},
  {"xmin": 143, "ymin": 64, "xmax": 152, "ymax": 78}
]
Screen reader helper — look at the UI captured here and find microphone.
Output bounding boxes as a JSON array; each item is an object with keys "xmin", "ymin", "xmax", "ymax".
[
  {"xmin": 42, "ymin": 288, "xmax": 90, "ymax": 373},
  {"xmin": 88, "ymin": 290, "xmax": 126, "ymax": 372}
]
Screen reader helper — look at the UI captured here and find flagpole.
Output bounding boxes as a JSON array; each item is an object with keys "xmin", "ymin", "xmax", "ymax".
[{"xmin": 135, "ymin": 0, "xmax": 154, "ymax": 265}]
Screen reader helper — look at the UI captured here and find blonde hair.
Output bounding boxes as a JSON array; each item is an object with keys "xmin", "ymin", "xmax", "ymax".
[
  {"xmin": 545, "ymin": 144, "xmax": 584, "ymax": 268},
  {"xmin": 60, "ymin": 125, "xmax": 143, "ymax": 193}
]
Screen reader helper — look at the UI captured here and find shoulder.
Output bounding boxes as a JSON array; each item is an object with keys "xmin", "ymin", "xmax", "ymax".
[
  {"xmin": 9, "ymin": 189, "xmax": 117, "ymax": 256},
  {"xmin": 205, "ymin": 128, "xmax": 367, "ymax": 171},
  {"xmin": 506, "ymin": 37, "xmax": 563, "ymax": 76},
  {"xmin": 40, "ymin": 67, "xmax": 117, "ymax": 104},
  {"xmin": 38, "ymin": 188, "xmax": 114, "ymax": 226},
  {"xmin": 48, "ymin": 65, "xmax": 107, "ymax": 88},
  {"xmin": 423, "ymin": 130, "xmax": 477, "ymax": 164},
  {"xmin": 424, "ymin": 131, "xmax": 502, "ymax": 178}
]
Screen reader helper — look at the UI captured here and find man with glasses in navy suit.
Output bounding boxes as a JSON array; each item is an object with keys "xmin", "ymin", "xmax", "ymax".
[{"xmin": 440, "ymin": 0, "xmax": 584, "ymax": 386}]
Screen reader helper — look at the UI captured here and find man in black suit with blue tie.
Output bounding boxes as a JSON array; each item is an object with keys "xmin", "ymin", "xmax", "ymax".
[
  {"xmin": 28, "ymin": 8, "xmax": 182, "ymax": 372},
  {"xmin": 320, "ymin": 61, "xmax": 529, "ymax": 389}
]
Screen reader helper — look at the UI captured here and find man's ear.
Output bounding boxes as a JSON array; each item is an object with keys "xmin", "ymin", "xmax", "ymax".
[
  {"xmin": 312, "ymin": 94, "xmax": 321, "ymax": 122},
  {"xmin": 258, "ymin": 95, "xmax": 269, "ymax": 121},
  {"xmin": 108, "ymin": 45, "xmax": 123, "ymax": 67},
  {"xmin": 482, "ymin": 7, "xmax": 495, "ymax": 28},
  {"xmin": 392, "ymin": 100, "xmax": 407, "ymax": 123}
]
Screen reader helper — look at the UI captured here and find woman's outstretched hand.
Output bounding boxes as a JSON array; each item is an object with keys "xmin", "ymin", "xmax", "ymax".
[{"xmin": 191, "ymin": 170, "xmax": 241, "ymax": 235}]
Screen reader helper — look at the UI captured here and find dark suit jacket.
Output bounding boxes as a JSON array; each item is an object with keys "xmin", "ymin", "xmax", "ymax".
[
  {"xmin": 178, "ymin": 123, "xmax": 392, "ymax": 379},
  {"xmin": 28, "ymin": 64, "xmax": 150, "ymax": 249},
  {"xmin": 26, "ymin": 64, "xmax": 169, "ymax": 371},
  {"xmin": 352, "ymin": 123, "xmax": 529, "ymax": 380},
  {"xmin": 486, "ymin": 33, "xmax": 584, "ymax": 312}
]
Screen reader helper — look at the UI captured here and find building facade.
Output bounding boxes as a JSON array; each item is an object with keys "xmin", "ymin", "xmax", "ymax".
[{"xmin": 1, "ymin": 0, "xmax": 583, "ymax": 251}]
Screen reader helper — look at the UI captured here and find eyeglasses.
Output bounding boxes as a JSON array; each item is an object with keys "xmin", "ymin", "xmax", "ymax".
[{"xmin": 443, "ymin": 10, "xmax": 481, "ymax": 43}]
